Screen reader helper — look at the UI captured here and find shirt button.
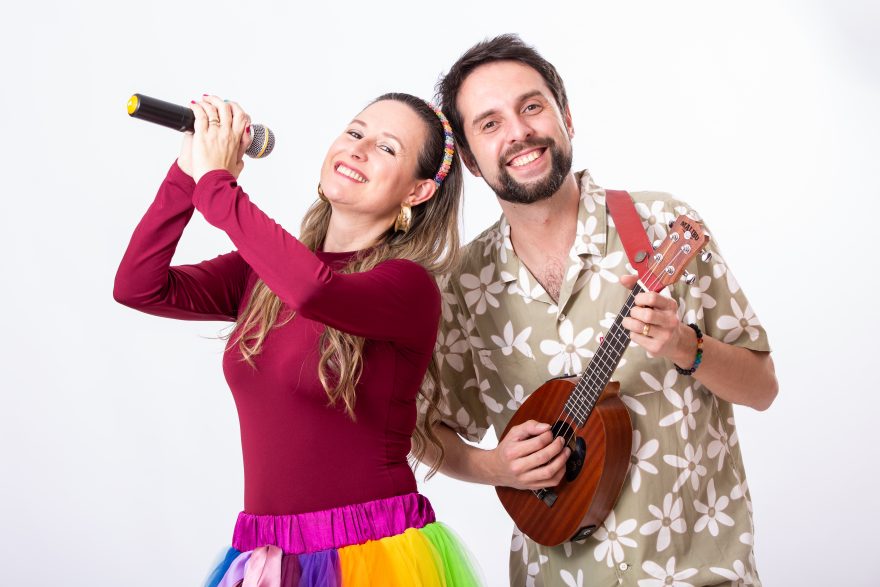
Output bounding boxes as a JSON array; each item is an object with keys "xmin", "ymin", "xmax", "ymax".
[
  {"xmin": 618, "ymin": 562, "xmax": 629, "ymax": 571},
  {"xmin": 558, "ymin": 313, "xmax": 566, "ymax": 321}
]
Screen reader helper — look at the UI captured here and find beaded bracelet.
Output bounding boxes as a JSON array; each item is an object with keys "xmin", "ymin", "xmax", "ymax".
[{"xmin": 674, "ymin": 323, "xmax": 703, "ymax": 376}]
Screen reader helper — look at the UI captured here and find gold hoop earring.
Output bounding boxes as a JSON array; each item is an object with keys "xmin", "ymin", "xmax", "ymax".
[
  {"xmin": 394, "ymin": 204, "xmax": 412, "ymax": 233},
  {"xmin": 317, "ymin": 183, "xmax": 328, "ymax": 202}
]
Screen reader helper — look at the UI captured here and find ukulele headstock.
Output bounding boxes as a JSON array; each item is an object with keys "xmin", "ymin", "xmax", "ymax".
[{"xmin": 642, "ymin": 216, "xmax": 709, "ymax": 292}]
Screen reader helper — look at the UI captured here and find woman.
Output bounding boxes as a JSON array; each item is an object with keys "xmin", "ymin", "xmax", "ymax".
[{"xmin": 114, "ymin": 93, "xmax": 480, "ymax": 586}]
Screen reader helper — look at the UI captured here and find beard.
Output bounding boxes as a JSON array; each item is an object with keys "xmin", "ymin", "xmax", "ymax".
[{"xmin": 487, "ymin": 137, "xmax": 573, "ymax": 205}]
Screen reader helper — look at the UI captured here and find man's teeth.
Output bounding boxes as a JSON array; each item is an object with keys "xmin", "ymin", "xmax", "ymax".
[
  {"xmin": 337, "ymin": 165, "xmax": 367, "ymax": 183},
  {"xmin": 510, "ymin": 150, "xmax": 542, "ymax": 167}
]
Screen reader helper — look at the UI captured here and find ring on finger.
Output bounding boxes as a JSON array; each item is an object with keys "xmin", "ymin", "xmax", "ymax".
[
  {"xmin": 642, "ymin": 323, "xmax": 651, "ymax": 337},
  {"xmin": 208, "ymin": 118, "xmax": 221, "ymax": 126}
]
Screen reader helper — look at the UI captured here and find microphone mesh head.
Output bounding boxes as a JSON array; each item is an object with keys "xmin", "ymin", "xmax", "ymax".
[{"xmin": 246, "ymin": 124, "xmax": 275, "ymax": 159}]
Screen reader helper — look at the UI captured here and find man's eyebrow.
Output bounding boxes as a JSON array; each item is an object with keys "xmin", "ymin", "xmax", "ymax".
[{"xmin": 470, "ymin": 90, "xmax": 546, "ymax": 128}]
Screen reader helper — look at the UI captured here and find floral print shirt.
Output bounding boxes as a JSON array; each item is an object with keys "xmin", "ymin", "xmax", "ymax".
[{"xmin": 430, "ymin": 170, "xmax": 771, "ymax": 586}]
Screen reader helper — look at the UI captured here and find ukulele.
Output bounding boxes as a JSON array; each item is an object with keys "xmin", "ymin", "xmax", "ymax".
[{"xmin": 496, "ymin": 215, "xmax": 710, "ymax": 546}]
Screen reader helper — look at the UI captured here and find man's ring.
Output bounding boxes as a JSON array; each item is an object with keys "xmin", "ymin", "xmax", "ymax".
[
  {"xmin": 642, "ymin": 323, "xmax": 651, "ymax": 337},
  {"xmin": 208, "ymin": 118, "xmax": 221, "ymax": 126}
]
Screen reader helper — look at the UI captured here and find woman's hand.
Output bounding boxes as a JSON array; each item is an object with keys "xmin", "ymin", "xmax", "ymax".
[
  {"xmin": 189, "ymin": 95, "xmax": 252, "ymax": 183},
  {"xmin": 177, "ymin": 131, "xmax": 195, "ymax": 177}
]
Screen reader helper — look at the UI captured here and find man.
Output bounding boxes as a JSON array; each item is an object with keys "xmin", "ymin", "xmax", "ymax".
[{"xmin": 426, "ymin": 34, "xmax": 778, "ymax": 586}]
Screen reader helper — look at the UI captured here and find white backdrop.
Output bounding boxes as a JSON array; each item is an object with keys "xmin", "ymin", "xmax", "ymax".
[{"xmin": 2, "ymin": 1, "xmax": 878, "ymax": 585}]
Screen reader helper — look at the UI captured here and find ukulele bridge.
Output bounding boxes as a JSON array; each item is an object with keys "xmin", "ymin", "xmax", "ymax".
[{"xmin": 533, "ymin": 488, "xmax": 558, "ymax": 507}]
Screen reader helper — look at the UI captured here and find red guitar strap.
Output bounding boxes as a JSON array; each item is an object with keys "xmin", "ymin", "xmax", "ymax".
[{"xmin": 605, "ymin": 190, "xmax": 652, "ymax": 280}]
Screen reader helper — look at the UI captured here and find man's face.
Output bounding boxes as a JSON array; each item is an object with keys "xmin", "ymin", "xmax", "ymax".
[{"xmin": 456, "ymin": 60, "xmax": 574, "ymax": 204}]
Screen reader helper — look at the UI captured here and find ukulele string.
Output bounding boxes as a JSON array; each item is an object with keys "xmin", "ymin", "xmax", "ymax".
[
  {"xmin": 551, "ymin": 228, "xmax": 696, "ymax": 449},
  {"xmin": 594, "ymin": 242, "xmax": 690, "ymax": 391},
  {"xmin": 548, "ymin": 238, "xmax": 678, "ymax": 447}
]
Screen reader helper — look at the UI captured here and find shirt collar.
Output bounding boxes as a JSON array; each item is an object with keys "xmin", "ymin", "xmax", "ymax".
[
  {"xmin": 495, "ymin": 215, "xmax": 518, "ymax": 284},
  {"xmin": 571, "ymin": 169, "xmax": 608, "ymax": 259},
  {"xmin": 489, "ymin": 170, "xmax": 608, "ymax": 288}
]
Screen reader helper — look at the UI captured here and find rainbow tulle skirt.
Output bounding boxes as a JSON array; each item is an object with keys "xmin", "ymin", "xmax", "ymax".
[{"xmin": 204, "ymin": 493, "xmax": 482, "ymax": 586}]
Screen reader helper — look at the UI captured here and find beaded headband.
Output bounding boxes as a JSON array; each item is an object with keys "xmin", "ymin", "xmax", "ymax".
[{"xmin": 426, "ymin": 102, "xmax": 455, "ymax": 187}]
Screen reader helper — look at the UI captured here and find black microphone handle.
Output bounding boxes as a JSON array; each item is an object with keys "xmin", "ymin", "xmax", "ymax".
[
  {"xmin": 127, "ymin": 93, "xmax": 276, "ymax": 158},
  {"xmin": 127, "ymin": 94, "xmax": 195, "ymax": 132}
]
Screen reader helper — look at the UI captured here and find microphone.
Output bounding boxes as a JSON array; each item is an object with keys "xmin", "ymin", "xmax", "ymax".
[{"xmin": 126, "ymin": 93, "xmax": 275, "ymax": 159}]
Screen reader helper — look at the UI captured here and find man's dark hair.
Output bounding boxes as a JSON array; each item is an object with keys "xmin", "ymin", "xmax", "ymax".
[{"xmin": 435, "ymin": 34, "xmax": 570, "ymax": 159}]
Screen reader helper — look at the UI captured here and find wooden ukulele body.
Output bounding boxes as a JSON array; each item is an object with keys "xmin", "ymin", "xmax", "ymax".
[
  {"xmin": 495, "ymin": 377, "xmax": 633, "ymax": 546},
  {"xmin": 494, "ymin": 214, "xmax": 707, "ymax": 546}
]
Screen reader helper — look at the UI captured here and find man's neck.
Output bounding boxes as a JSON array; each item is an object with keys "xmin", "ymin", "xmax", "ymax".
[
  {"xmin": 497, "ymin": 173, "xmax": 582, "ymax": 303},
  {"xmin": 499, "ymin": 173, "xmax": 581, "ymax": 260}
]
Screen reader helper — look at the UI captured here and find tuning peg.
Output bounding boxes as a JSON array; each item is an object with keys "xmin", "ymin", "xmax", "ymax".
[
  {"xmin": 682, "ymin": 271, "xmax": 696, "ymax": 285},
  {"xmin": 652, "ymin": 239, "xmax": 662, "ymax": 249},
  {"xmin": 700, "ymin": 250, "xmax": 712, "ymax": 263}
]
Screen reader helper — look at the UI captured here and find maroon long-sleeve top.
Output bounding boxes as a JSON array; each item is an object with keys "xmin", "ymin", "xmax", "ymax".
[{"xmin": 114, "ymin": 163, "xmax": 440, "ymax": 515}]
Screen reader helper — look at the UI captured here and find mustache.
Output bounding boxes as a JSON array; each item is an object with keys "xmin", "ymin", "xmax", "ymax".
[{"xmin": 500, "ymin": 138, "xmax": 555, "ymax": 165}]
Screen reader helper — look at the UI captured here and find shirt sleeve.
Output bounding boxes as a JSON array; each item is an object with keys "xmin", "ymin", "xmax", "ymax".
[
  {"xmin": 191, "ymin": 170, "xmax": 440, "ymax": 349},
  {"xmin": 420, "ymin": 272, "xmax": 490, "ymax": 443},
  {"xmin": 113, "ymin": 162, "xmax": 251, "ymax": 321},
  {"xmin": 665, "ymin": 198, "xmax": 772, "ymax": 353}
]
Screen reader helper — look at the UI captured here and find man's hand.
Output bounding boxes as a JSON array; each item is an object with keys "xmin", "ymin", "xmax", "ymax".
[
  {"xmin": 618, "ymin": 274, "xmax": 778, "ymax": 410},
  {"xmin": 490, "ymin": 420, "xmax": 571, "ymax": 490},
  {"xmin": 620, "ymin": 273, "xmax": 697, "ymax": 367}
]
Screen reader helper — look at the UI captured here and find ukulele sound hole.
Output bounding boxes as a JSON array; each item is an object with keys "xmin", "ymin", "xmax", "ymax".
[{"xmin": 551, "ymin": 421, "xmax": 587, "ymax": 482}]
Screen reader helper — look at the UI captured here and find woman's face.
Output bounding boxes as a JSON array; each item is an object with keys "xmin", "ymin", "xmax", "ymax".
[{"xmin": 320, "ymin": 100, "xmax": 434, "ymax": 223}]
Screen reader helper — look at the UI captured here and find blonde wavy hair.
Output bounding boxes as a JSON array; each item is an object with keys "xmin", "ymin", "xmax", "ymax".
[{"xmin": 226, "ymin": 93, "xmax": 462, "ymax": 478}]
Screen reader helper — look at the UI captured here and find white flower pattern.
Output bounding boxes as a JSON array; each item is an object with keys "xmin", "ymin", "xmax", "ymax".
[
  {"xmin": 490, "ymin": 321, "xmax": 534, "ymax": 357},
  {"xmin": 459, "ymin": 263, "xmax": 505, "ymax": 315},
  {"xmin": 712, "ymin": 251, "xmax": 742, "ymax": 294},
  {"xmin": 428, "ymin": 171, "xmax": 768, "ymax": 586},
  {"xmin": 707, "ymin": 415, "xmax": 738, "ymax": 471},
  {"xmin": 630, "ymin": 429, "xmax": 660, "ymax": 492},
  {"xmin": 573, "ymin": 250, "xmax": 625, "ymax": 300},
  {"xmin": 435, "ymin": 328, "xmax": 469, "ymax": 372},
  {"xmin": 560, "ymin": 568, "xmax": 584, "ymax": 587},
  {"xmin": 505, "ymin": 384, "xmax": 527, "ymax": 411},
  {"xmin": 710, "ymin": 559, "xmax": 754, "ymax": 586},
  {"xmin": 717, "ymin": 298, "xmax": 761, "ymax": 343},
  {"xmin": 592, "ymin": 511, "xmax": 638, "ymax": 568},
  {"xmin": 639, "ymin": 492, "xmax": 686, "ymax": 552},
  {"xmin": 664, "ymin": 443, "xmax": 708, "ymax": 493},
  {"xmin": 694, "ymin": 479, "xmax": 736, "ymax": 536},
  {"xmin": 688, "ymin": 275, "xmax": 717, "ymax": 321},
  {"xmin": 639, "ymin": 557, "xmax": 698, "ymax": 587},
  {"xmin": 658, "ymin": 385, "xmax": 702, "ymax": 440},
  {"xmin": 540, "ymin": 320, "xmax": 594, "ymax": 376}
]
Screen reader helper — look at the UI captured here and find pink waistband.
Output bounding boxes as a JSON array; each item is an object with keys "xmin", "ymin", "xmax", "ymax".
[{"xmin": 231, "ymin": 492, "xmax": 436, "ymax": 554}]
